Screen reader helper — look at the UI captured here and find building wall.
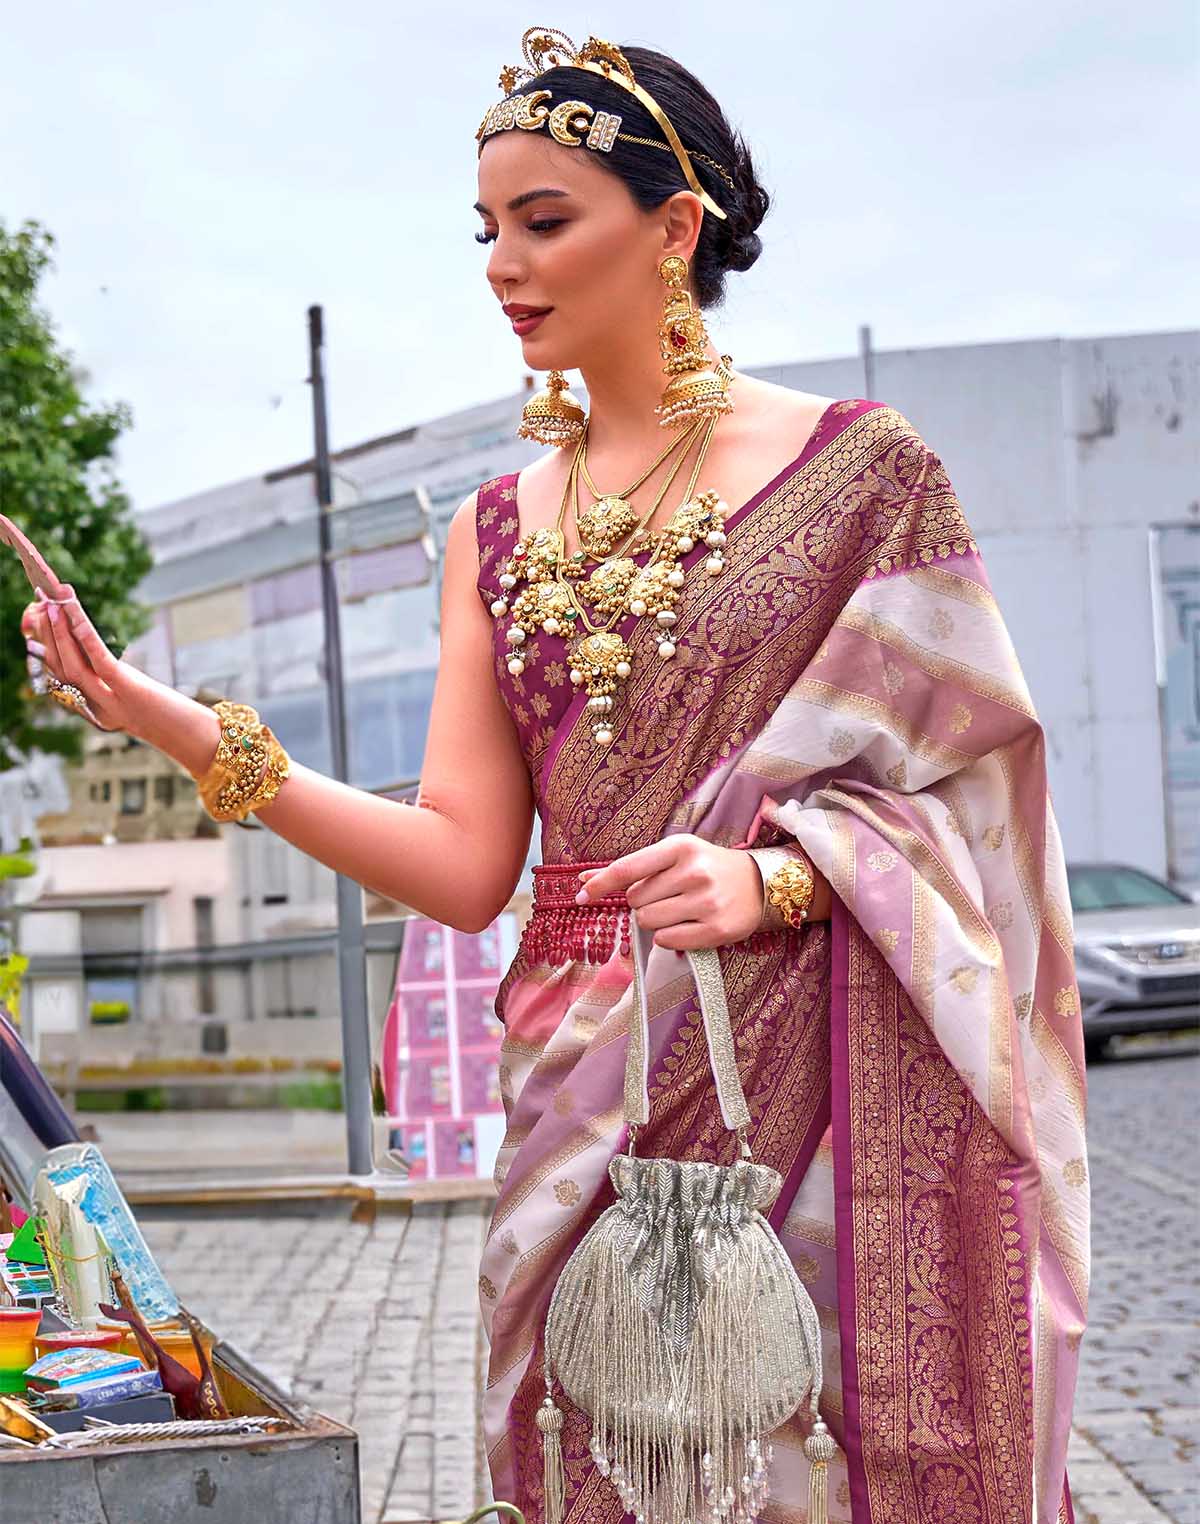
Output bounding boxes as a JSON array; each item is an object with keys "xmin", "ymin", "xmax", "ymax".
[{"xmin": 763, "ymin": 330, "xmax": 1199, "ymax": 879}]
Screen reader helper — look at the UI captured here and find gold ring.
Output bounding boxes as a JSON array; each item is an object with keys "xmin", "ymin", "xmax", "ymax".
[{"xmin": 49, "ymin": 683, "xmax": 87, "ymax": 713}]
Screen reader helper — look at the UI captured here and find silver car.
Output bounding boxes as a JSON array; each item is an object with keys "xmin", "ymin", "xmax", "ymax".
[{"xmin": 1068, "ymin": 862, "xmax": 1200, "ymax": 1059}]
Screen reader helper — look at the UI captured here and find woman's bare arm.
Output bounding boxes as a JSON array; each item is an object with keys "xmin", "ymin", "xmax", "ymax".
[{"xmin": 127, "ymin": 495, "xmax": 534, "ymax": 932}]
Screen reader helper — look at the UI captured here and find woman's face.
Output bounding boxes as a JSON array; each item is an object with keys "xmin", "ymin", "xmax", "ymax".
[{"xmin": 476, "ymin": 130, "xmax": 678, "ymax": 372}]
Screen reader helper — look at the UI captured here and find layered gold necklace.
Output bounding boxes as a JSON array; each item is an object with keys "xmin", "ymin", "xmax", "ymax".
[{"xmin": 491, "ymin": 415, "xmax": 730, "ymax": 746}]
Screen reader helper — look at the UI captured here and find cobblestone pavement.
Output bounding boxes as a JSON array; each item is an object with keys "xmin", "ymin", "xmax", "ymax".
[
  {"xmin": 1066, "ymin": 1042, "xmax": 1198, "ymax": 1524},
  {"xmin": 139, "ymin": 1037, "xmax": 1198, "ymax": 1524}
]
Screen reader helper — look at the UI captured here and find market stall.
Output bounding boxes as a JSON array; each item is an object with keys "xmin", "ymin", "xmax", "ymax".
[{"xmin": 0, "ymin": 1009, "xmax": 361, "ymax": 1523}]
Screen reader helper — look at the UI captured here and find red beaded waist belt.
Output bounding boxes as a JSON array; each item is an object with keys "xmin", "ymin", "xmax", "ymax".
[{"xmin": 524, "ymin": 859, "xmax": 631, "ymax": 966}]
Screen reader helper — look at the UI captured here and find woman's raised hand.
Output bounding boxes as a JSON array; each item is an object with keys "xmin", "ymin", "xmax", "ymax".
[{"xmin": 20, "ymin": 586, "xmax": 155, "ymax": 734}]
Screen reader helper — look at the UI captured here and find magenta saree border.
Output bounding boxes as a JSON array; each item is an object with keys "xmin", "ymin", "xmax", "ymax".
[{"xmin": 830, "ymin": 894, "xmax": 871, "ymax": 1524}]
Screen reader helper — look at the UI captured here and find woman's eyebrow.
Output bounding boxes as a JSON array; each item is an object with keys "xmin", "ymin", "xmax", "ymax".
[{"xmin": 473, "ymin": 188, "xmax": 571, "ymax": 215}]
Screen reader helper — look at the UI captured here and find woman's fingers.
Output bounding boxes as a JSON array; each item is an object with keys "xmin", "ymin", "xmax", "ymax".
[
  {"xmin": 60, "ymin": 592, "xmax": 120, "ymax": 679},
  {"xmin": 623, "ymin": 854, "xmax": 713, "ymax": 903},
  {"xmin": 645, "ymin": 919, "xmax": 710, "ymax": 951}
]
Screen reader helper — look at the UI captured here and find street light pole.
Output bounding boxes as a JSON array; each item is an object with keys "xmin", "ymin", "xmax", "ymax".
[
  {"xmin": 307, "ymin": 304, "xmax": 375, "ymax": 1177},
  {"xmin": 859, "ymin": 323, "xmax": 875, "ymax": 401}
]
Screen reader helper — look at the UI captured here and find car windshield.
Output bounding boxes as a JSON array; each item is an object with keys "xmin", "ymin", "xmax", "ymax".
[{"xmin": 1068, "ymin": 865, "xmax": 1189, "ymax": 912}]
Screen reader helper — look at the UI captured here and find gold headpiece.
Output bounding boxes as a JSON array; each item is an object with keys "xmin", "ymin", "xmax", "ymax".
[{"xmin": 476, "ymin": 27, "xmax": 729, "ymax": 221}]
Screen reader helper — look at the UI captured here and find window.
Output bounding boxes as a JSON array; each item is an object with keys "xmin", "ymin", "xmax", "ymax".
[
  {"xmin": 120, "ymin": 778, "xmax": 146, "ymax": 814},
  {"xmin": 1067, "ymin": 864, "xmax": 1189, "ymax": 913},
  {"xmin": 261, "ymin": 833, "xmax": 289, "ymax": 905},
  {"xmin": 154, "ymin": 775, "xmax": 176, "ymax": 807},
  {"xmin": 101, "ymin": 780, "xmax": 112, "ymax": 802},
  {"xmin": 85, "ymin": 975, "xmax": 137, "ymax": 1025},
  {"xmin": 194, "ymin": 897, "xmax": 215, "ymax": 1014},
  {"xmin": 81, "ymin": 906, "xmax": 144, "ymax": 956}
]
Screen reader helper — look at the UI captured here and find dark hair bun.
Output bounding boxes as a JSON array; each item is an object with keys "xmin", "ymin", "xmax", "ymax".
[{"xmin": 712, "ymin": 130, "xmax": 768, "ymax": 281}]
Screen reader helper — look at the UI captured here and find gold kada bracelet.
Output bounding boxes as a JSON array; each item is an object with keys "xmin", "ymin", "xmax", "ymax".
[
  {"xmin": 193, "ymin": 701, "xmax": 291, "ymax": 823},
  {"xmin": 747, "ymin": 846, "xmax": 816, "ymax": 931}
]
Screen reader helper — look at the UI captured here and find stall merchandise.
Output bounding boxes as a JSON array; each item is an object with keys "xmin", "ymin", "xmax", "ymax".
[{"xmin": 0, "ymin": 1007, "xmax": 361, "ymax": 1522}]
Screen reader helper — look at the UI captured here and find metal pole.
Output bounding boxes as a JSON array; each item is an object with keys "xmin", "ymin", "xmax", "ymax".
[
  {"xmin": 307, "ymin": 304, "xmax": 375, "ymax": 1177},
  {"xmin": 859, "ymin": 323, "xmax": 875, "ymax": 401}
]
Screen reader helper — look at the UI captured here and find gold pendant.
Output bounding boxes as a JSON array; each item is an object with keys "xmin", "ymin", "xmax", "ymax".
[
  {"xmin": 582, "ymin": 557, "xmax": 638, "ymax": 617},
  {"xmin": 512, "ymin": 526, "xmax": 567, "ymax": 583},
  {"xmin": 510, "ymin": 580, "xmax": 576, "ymax": 635},
  {"xmin": 577, "ymin": 495, "xmax": 638, "ymax": 558},
  {"xmin": 569, "ymin": 631, "xmax": 633, "ymax": 747}
]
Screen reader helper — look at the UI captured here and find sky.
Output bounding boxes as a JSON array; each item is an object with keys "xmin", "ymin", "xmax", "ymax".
[{"xmin": 3, "ymin": 0, "xmax": 1196, "ymax": 512}]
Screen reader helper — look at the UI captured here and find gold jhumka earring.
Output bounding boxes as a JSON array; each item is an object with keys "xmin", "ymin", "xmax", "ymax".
[
  {"xmin": 656, "ymin": 255, "xmax": 733, "ymax": 429},
  {"xmin": 517, "ymin": 370, "xmax": 586, "ymax": 447}
]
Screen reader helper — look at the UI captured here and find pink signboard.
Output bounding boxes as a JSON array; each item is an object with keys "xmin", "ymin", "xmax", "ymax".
[{"xmin": 380, "ymin": 912, "xmax": 518, "ymax": 1180}]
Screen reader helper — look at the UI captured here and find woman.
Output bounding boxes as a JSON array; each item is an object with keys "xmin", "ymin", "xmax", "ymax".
[{"xmin": 10, "ymin": 27, "xmax": 1087, "ymax": 1524}]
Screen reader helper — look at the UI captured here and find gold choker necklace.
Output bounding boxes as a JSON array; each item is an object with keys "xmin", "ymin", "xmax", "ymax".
[{"xmin": 491, "ymin": 418, "xmax": 730, "ymax": 746}]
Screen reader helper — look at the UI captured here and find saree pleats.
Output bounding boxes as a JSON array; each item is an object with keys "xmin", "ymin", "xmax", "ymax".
[{"xmin": 472, "ymin": 400, "xmax": 1089, "ymax": 1524}]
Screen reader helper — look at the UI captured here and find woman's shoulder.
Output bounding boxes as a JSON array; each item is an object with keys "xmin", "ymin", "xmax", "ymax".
[{"xmin": 733, "ymin": 378, "xmax": 929, "ymax": 454}]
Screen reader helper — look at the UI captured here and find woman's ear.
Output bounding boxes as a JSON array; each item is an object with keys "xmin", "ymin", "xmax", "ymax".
[{"xmin": 660, "ymin": 191, "xmax": 704, "ymax": 265}]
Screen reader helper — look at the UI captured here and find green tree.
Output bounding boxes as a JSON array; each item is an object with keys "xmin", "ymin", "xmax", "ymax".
[{"xmin": 0, "ymin": 219, "xmax": 153, "ymax": 769}]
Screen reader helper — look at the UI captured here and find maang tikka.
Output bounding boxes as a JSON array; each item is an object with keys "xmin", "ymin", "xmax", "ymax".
[
  {"xmin": 656, "ymin": 255, "xmax": 733, "ymax": 429},
  {"xmin": 518, "ymin": 369, "xmax": 587, "ymax": 448}
]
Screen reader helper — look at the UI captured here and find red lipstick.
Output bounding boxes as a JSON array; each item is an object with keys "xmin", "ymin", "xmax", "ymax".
[{"xmin": 503, "ymin": 303, "xmax": 553, "ymax": 336}]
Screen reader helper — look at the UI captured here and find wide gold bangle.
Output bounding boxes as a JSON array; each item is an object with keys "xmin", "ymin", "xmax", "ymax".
[
  {"xmin": 748, "ymin": 846, "xmax": 816, "ymax": 931},
  {"xmin": 194, "ymin": 701, "xmax": 291, "ymax": 823}
]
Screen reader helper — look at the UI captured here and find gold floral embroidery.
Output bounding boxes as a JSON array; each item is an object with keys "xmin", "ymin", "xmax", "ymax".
[
  {"xmin": 1062, "ymin": 1158, "xmax": 1087, "ymax": 1188},
  {"xmin": 478, "ymin": 1274, "xmax": 498, "ymax": 1300},
  {"xmin": 883, "ymin": 661, "xmax": 905, "ymax": 694},
  {"xmin": 948, "ymin": 702, "xmax": 973, "ymax": 734},
  {"xmin": 1054, "ymin": 986, "xmax": 1080, "ymax": 1018},
  {"xmin": 1013, "ymin": 992, "xmax": 1032, "ymax": 1020},
  {"xmin": 886, "ymin": 759, "xmax": 909, "ymax": 788},
  {"xmin": 544, "ymin": 659, "xmax": 567, "ymax": 688},
  {"xmin": 845, "ymin": 926, "xmax": 1033, "ymax": 1523},
  {"xmin": 928, "ymin": 607, "xmax": 955, "ymax": 640},
  {"xmin": 541, "ymin": 406, "xmax": 977, "ymax": 861},
  {"xmin": 500, "ymin": 484, "xmax": 517, "ymax": 502},
  {"xmin": 987, "ymin": 900, "xmax": 1014, "ymax": 930},
  {"xmin": 531, "ymin": 691, "xmax": 552, "ymax": 719},
  {"xmin": 793, "ymin": 1252, "xmax": 820, "ymax": 1283},
  {"xmin": 829, "ymin": 726, "xmax": 857, "ymax": 759},
  {"xmin": 949, "ymin": 965, "xmax": 979, "ymax": 994},
  {"xmin": 513, "ymin": 703, "xmax": 530, "ymax": 728},
  {"xmin": 945, "ymin": 811, "xmax": 964, "ymax": 836},
  {"xmin": 982, "ymin": 824, "xmax": 1006, "ymax": 851},
  {"xmin": 553, "ymin": 1179, "xmax": 582, "ymax": 1207},
  {"xmin": 877, "ymin": 928, "xmax": 900, "ymax": 952},
  {"xmin": 478, "ymin": 502, "xmax": 498, "ymax": 528},
  {"xmin": 499, "ymin": 514, "xmax": 518, "ymax": 536},
  {"xmin": 868, "ymin": 850, "xmax": 899, "ymax": 873},
  {"xmin": 552, "ymin": 1088, "xmax": 574, "ymax": 1116},
  {"xmin": 499, "ymin": 1230, "xmax": 519, "ymax": 1256}
]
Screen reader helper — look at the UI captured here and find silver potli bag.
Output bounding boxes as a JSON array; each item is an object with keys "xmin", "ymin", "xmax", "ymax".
[{"xmin": 537, "ymin": 917, "xmax": 836, "ymax": 1524}]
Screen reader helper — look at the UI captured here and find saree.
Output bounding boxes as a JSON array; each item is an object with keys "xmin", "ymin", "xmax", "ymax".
[{"xmin": 470, "ymin": 399, "xmax": 1089, "ymax": 1524}]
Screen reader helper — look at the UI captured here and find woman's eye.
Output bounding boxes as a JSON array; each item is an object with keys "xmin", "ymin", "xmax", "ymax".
[{"xmin": 475, "ymin": 218, "xmax": 565, "ymax": 247}]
